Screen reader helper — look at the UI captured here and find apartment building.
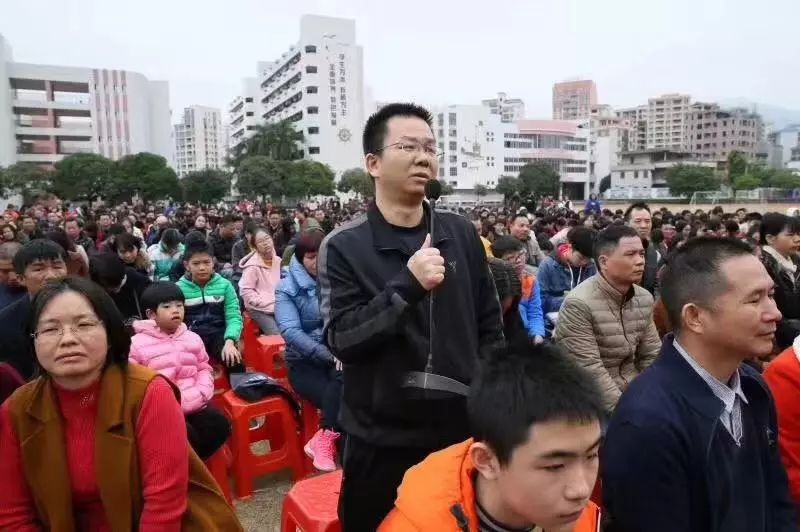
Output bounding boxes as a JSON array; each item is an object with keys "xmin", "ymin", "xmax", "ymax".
[
  {"xmin": 616, "ymin": 105, "xmax": 647, "ymax": 152},
  {"xmin": 686, "ymin": 102, "xmax": 765, "ymax": 162},
  {"xmin": 481, "ymin": 92, "xmax": 525, "ymax": 123},
  {"xmin": 174, "ymin": 106, "xmax": 225, "ymax": 177},
  {"xmin": 228, "ymin": 76, "xmax": 265, "ymax": 154},
  {"xmin": 768, "ymin": 125, "xmax": 800, "ymax": 167},
  {"xmin": 0, "ymin": 33, "xmax": 172, "ymax": 168},
  {"xmin": 259, "ymin": 14, "xmax": 365, "ymax": 175},
  {"xmin": 589, "ymin": 105, "xmax": 633, "ymax": 189},
  {"xmin": 646, "ymin": 93, "xmax": 691, "ymax": 151},
  {"xmin": 552, "ymin": 80, "xmax": 597, "ymax": 120}
]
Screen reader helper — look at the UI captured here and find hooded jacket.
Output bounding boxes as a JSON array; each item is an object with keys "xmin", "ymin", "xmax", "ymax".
[
  {"xmin": 147, "ymin": 242, "xmax": 185, "ymax": 281},
  {"xmin": 380, "ymin": 438, "xmax": 601, "ymax": 532},
  {"xmin": 275, "ymin": 257, "xmax": 334, "ymax": 365},
  {"xmin": 537, "ymin": 244, "xmax": 597, "ymax": 314},
  {"xmin": 129, "ymin": 320, "xmax": 214, "ymax": 414},
  {"xmin": 238, "ymin": 251, "xmax": 282, "ymax": 314},
  {"xmin": 177, "ymin": 273, "xmax": 243, "ymax": 343}
]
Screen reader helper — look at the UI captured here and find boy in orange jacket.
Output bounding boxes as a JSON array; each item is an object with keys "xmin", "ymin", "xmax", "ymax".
[{"xmin": 380, "ymin": 341, "xmax": 603, "ymax": 532}]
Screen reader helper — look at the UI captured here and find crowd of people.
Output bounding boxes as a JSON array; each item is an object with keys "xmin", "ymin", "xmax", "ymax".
[{"xmin": 0, "ymin": 102, "xmax": 799, "ymax": 531}]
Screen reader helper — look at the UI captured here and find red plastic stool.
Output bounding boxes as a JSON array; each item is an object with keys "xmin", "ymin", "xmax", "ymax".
[
  {"xmin": 220, "ymin": 390, "xmax": 305, "ymax": 500},
  {"xmin": 211, "ymin": 364, "xmax": 231, "ymax": 411},
  {"xmin": 281, "ymin": 469, "xmax": 343, "ymax": 532},
  {"xmin": 244, "ymin": 334, "xmax": 287, "ymax": 379},
  {"xmin": 203, "ymin": 444, "xmax": 233, "ymax": 504}
]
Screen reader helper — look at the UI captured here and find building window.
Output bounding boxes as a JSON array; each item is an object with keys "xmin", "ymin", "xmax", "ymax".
[
  {"xmin": 448, "ymin": 113, "xmax": 457, "ymax": 125},
  {"xmin": 308, "ymin": 126, "xmax": 319, "ymax": 134},
  {"xmin": 461, "ymin": 162, "xmax": 467, "ymax": 168},
  {"xmin": 449, "ymin": 155, "xmax": 457, "ymax": 163},
  {"xmin": 307, "ymin": 106, "xmax": 319, "ymax": 114},
  {"xmin": 620, "ymin": 171, "xmax": 625, "ymax": 178},
  {"xmin": 245, "ymin": 97, "xmax": 253, "ymax": 103},
  {"xmin": 305, "ymin": 66, "xmax": 318, "ymax": 73},
  {"xmin": 305, "ymin": 45, "xmax": 317, "ymax": 53},
  {"xmin": 634, "ymin": 170, "xmax": 639, "ymax": 178},
  {"xmin": 438, "ymin": 167, "xmax": 444, "ymax": 177},
  {"xmin": 449, "ymin": 141, "xmax": 457, "ymax": 151},
  {"xmin": 309, "ymin": 147, "xmax": 320, "ymax": 154},
  {"xmin": 449, "ymin": 167, "xmax": 457, "ymax": 177},
  {"xmin": 246, "ymin": 112, "xmax": 254, "ymax": 116},
  {"xmin": 449, "ymin": 129, "xmax": 457, "ymax": 137},
  {"xmin": 306, "ymin": 86, "xmax": 318, "ymax": 94}
]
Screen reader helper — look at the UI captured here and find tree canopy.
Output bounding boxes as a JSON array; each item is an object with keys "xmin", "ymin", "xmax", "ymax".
[
  {"xmin": 229, "ymin": 120, "xmax": 304, "ymax": 168},
  {"xmin": 665, "ymin": 164, "xmax": 721, "ymax": 197},
  {"xmin": 474, "ymin": 184, "xmax": 489, "ymax": 197},
  {"xmin": 518, "ymin": 162, "xmax": 560, "ymax": 199},
  {"xmin": 337, "ymin": 168, "xmax": 374, "ymax": 198},
  {"xmin": 111, "ymin": 152, "xmax": 180, "ymax": 202},
  {"xmin": 50, "ymin": 153, "xmax": 114, "ymax": 202},
  {"xmin": 182, "ymin": 169, "xmax": 232, "ymax": 204},
  {"xmin": 236, "ymin": 156, "xmax": 335, "ymax": 200},
  {"xmin": 495, "ymin": 175, "xmax": 521, "ymax": 200}
]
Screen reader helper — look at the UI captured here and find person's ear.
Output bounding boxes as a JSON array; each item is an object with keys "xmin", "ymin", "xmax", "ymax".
[
  {"xmin": 469, "ymin": 441, "xmax": 502, "ymax": 481},
  {"xmin": 681, "ymin": 303, "xmax": 705, "ymax": 334},
  {"xmin": 145, "ymin": 308, "xmax": 156, "ymax": 320},
  {"xmin": 365, "ymin": 154, "xmax": 381, "ymax": 180}
]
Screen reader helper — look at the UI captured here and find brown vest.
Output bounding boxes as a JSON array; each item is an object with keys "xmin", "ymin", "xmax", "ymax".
[{"xmin": 7, "ymin": 363, "xmax": 243, "ymax": 531}]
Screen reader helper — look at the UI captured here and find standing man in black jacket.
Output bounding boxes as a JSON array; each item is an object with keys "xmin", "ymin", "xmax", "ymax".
[{"xmin": 318, "ymin": 103, "xmax": 504, "ymax": 531}]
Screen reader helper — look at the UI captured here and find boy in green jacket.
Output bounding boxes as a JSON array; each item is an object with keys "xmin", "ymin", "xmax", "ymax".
[{"xmin": 177, "ymin": 241, "xmax": 244, "ymax": 373}]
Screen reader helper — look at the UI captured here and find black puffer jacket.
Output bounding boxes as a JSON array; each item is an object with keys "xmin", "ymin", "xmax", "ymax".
[{"xmin": 761, "ymin": 249, "xmax": 800, "ymax": 349}]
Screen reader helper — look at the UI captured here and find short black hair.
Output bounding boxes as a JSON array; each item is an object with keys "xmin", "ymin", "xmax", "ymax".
[
  {"xmin": 468, "ymin": 340, "xmax": 604, "ymax": 465},
  {"xmin": 624, "ymin": 202, "xmax": 651, "ymax": 220},
  {"xmin": 159, "ymin": 228, "xmax": 182, "ymax": 250},
  {"xmin": 294, "ymin": 230, "xmax": 324, "ymax": 263},
  {"xmin": 140, "ymin": 282, "xmax": 185, "ymax": 313},
  {"xmin": 220, "ymin": 214, "xmax": 237, "ymax": 226},
  {"xmin": 491, "ymin": 236, "xmax": 524, "ymax": 258},
  {"xmin": 183, "ymin": 240, "xmax": 214, "ymax": 262},
  {"xmin": 183, "ymin": 230, "xmax": 209, "ymax": 248},
  {"xmin": 107, "ymin": 223, "xmax": 126, "ymax": 237},
  {"xmin": 13, "ymin": 239, "xmax": 67, "ymax": 275},
  {"xmin": 511, "ymin": 213, "xmax": 529, "ymax": 224},
  {"xmin": 113, "ymin": 232, "xmax": 142, "ymax": 252},
  {"xmin": 362, "ymin": 102, "xmax": 433, "ymax": 156},
  {"xmin": 760, "ymin": 212, "xmax": 800, "ymax": 246},
  {"xmin": 45, "ymin": 228, "xmax": 75, "ymax": 253},
  {"xmin": 661, "ymin": 237, "xmax": 755, "ymax": 331},
  {"xmin": 594, "ymin": 224, "xmax": 640, "ymax": 261},
  {"xmin": 89, "ymin": 253, "xmax": 126, "ymax": 289},
  {"xmin": 28, "ymin": 276, "xmax": 130, "ymax": 372},
  {"xmin": 567, "ymin": 226, "xmax": 596, "ymax": 258}
]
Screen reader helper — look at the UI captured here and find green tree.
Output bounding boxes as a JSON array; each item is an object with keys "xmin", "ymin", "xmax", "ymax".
[
  {"xmin": 236, "ymin": 156, "xmax": 286, "ymax": 198},
  {"xmin": 495, "ymin": 175, "xmax": 521, "ymax": 200},
  {"xmin": 112, "ymin": 152, "xmax": 180, "ymax": 202},
  {"xmin": 440, "ymin": 181, "xmax": 455, "ymax": 195},
  {"xmin": 291, "ymin": 160, "xmax": 335, "ymax": 197},
  {"xmin": 518, "ymin": 162, "xmax": 560, "ymax": 199},
  {"xmin": 182, "ymin": 169, "xmax": 231, "ymax": 204},
  {"xmin": 337, "ymin": 168, "xmax": 374, "ymax": 198},
  {"xmin": 665, "ymin": 164, "xmax": 721, "ymax": 198},
  {"xmin": 474, "ymin": 184, "xmax": 489, "ymax": 199},
  {"xmin": 727, "ymin": 150, "xmax": 749, "ymax": 183},
  {"xmin": 230, "ymin": 121, "xmax": 304, "ymax": 168},
  {"xmin": 598, "ymin": 174, "xmax": 611, "ymax": 194},
  {"xmin": 51, "ymin": 153, "xmax": 114, "ymax": 202},
  {"xmin": 766, "ymin": 169, "xmax": 800, "ymax": 190},
  {"xmin": 2, "ymin": 163, "xmax": 53, "ymax": 200},
  {"xmin": 733, "ymin": 174, "xmax": 762, "ymax": 191}
]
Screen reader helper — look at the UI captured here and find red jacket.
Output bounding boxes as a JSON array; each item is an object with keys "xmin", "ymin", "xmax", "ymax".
[{"xmin": 764, "ymin": 341, "xmax": 800, "ymax": 506}]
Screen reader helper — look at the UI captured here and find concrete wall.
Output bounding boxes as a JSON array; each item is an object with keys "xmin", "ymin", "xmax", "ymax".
[{"xmin": 0, "ymin": 35, "xmax": 15, "ymax": 167}]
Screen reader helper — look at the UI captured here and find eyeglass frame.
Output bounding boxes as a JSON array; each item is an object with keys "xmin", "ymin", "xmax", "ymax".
[
  {"xmin": 31, "ymin": 319, "xmax": 104, "ymax": 342},
  {"xmin": 374, "ymin": 139, "xmax": 443, "ymax": 159}
]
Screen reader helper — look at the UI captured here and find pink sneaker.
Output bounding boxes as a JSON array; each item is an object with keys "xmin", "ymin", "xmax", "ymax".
[{"xmin": 303, "ymin": 428, "xmax": 340, "ymax": 472}]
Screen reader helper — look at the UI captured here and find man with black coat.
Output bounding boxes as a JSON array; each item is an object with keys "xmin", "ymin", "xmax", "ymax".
[
  {"xmin": 89, "ymin": 253, "xmax": 151, "ymax": 326},
  {"xmin": 318, "ymin": 103, "xmax": 504, "ymax": 531}
]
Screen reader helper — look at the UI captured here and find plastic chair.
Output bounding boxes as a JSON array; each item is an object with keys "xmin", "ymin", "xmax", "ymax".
[
  {"xmin": 203, "ymin": 444, "xmax": 233, "ymax": 504},
  {"xmin": 281, "ymin": 470, "xmax": 343, "ymax": 532},
  {"xmin": 211, "ymin": 364, "xmax": 231, "ymax": 411},
  {"xmin": 220, "ymin": 390, "xmax": 305, "ymax": 499},
  {"xmin": 243, "ymin": 313, "xmax": 288, "ymax": 379}
]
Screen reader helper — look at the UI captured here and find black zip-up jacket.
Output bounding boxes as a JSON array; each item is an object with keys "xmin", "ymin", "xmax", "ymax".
[{"xmin": 318, "ymin": 202, "xmax": 504, "ymax": 448}]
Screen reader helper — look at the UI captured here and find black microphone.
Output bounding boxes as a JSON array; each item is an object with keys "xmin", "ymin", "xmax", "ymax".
[{"xmin": 425, "ymin": 179, "xmax": 442, "ymax": 202}]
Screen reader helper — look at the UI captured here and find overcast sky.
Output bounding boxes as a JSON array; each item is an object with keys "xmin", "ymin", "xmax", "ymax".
[{"xmin": 2, "ymin": 0, "xmax": 798, "ymax": 122}]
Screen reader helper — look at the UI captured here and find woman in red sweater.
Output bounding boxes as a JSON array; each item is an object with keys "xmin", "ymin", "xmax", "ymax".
[
  {"xmin": 764, "ymin": 336, "xmax": 800, "ymax": 514},
  {"xmin": 0, "ymin": 277, "xmax": 199, "ymax": 530}
]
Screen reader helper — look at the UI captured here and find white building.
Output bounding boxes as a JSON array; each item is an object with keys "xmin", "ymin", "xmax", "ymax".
[
  {"xmin": 611, "ymin": 150, "xmax": 716, "ymax": 190},
  {"xmin": 481, "ymin": 92, "xmax": 525, "ymax": 123},
  {"xmin": 589, "ymin": 104, "xmax": 633, "ymax": 191},
  {"xmin": 259, "ymin": 14, "xmax": 365, "ymax": 175},
  {"xmin": 0, "ymin": 33, "xmax": 172, "ymax": 168},
  {"xmin": 768, "ymin": 125, "xmax": 800, "ymax": 167},
  {"xmin": 227, "ymin": 76, "xmax": 266, "ymax": 154},
  {"xmin": 646, "ymin": 93, "xmax": 691, "ymax": 151},
  {"xmin": 552, "ymin": 80, "xmax": 597, "ymax": 120},
  {"xmin": 616, "ymin": 105, "xmax": 648, "ymax": 152},
  {"xmin": 174, "ymin": 106, "xmax": 225, "ymax": 177}
]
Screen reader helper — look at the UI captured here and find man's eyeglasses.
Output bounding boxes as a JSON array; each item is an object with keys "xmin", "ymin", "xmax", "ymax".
[{"xmin": 376, "ymin": 141, "xmax": 442, "ymax": 158}]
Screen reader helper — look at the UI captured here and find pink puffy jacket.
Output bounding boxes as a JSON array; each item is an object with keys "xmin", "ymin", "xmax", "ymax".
[{"xmin": 129, "ymin": 320, "xmax": 214, "ymax": 414}]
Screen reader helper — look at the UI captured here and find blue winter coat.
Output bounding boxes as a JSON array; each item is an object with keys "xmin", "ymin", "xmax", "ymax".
[
  {"xmin": 537, "ymin": 254, "xmax": 597, "ymax": 314},
  {"xmin": 519, "ymin": 276, "xmax": 545, "ymax": 337},
  {"xmin": 275, "ymin": 257, "xmax": 334, "ymax": 364}
]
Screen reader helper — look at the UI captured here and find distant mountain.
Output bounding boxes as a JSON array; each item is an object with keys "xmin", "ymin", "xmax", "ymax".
[{"xmin": 720, "ymin": 99, "xmax": 800, "ymax": 130}]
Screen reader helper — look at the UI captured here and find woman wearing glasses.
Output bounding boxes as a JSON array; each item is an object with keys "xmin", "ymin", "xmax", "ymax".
[{"xmin": 0, "ymin": 277, "xmax": 241, "ymax": 530}]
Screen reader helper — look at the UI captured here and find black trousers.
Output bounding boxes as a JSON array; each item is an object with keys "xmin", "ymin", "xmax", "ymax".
[
  {"xmin": 338, "ymin": 433, "xmax": 436, "ymax": 532},
  {"xmin": 202, "ymin": 332, "xmax": 246, "ymax": 376},
  {"xmin": 186, "ymin": 405, "xmax": 231, "ymax": 460},
  {"xmin": 288, "ymin": 358, "xmax": 342, "ymax": 430}
]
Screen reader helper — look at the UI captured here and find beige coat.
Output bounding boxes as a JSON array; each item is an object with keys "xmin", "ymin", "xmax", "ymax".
[{"xmin": 553, "ymin": 273, "xmax": 661, "ymax": 411}]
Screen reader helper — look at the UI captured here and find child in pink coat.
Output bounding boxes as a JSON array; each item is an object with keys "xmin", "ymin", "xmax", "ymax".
[{"xmin": 130, "ymin": 282, "xmax": 230, "ymax": 459}]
